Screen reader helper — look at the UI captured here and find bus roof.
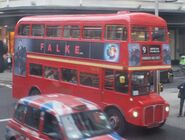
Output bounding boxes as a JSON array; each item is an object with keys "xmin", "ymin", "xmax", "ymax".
[{"xmin": 18, "ymin": 12, "xmax": 167, "ymax": 26}]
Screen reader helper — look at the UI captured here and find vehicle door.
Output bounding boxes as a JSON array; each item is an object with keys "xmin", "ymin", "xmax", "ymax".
[
  {"xmin": 40, "ymin": 112, "xmax": 64, "ymax": 140},
  {"xmin": 78, "ymin": 69, "xmax": 102, "ymax": 105},
  {"xmin": 103, "ymin": 69, "xmax": 130, "ymax": 106},
  {"xmin": 8, "ymin": 103, "xmax": 29, "ymax": 139},
  {"xmin": 20, "ymin": 105, "xmax": 41, "ymax": 139}
]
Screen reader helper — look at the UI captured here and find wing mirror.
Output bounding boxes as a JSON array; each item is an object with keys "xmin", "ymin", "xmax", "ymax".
[{"xmin": 158, "ymin": 83, "xmax": 163, "ymax": 92}]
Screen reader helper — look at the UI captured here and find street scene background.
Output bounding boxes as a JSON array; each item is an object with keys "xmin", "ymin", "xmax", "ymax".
[{"xmin": 0, "ymin": 67, "xmax": 185, "ymax": 140}]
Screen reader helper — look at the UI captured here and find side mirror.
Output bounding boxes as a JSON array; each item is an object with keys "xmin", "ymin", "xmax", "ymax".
[
  {"xmin": 119, "ymin": 76, "xmax": 125, "ymax": 84},
  {"xmin": 159, "ymin": 83, "xmax": 163, "ymax": 92}
]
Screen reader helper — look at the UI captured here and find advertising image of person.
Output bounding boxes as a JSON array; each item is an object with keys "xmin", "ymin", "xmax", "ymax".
[
  {"xmin": 14, "ymin": 39, "xmax": 27, "ymax": 76},
  {"xmin": 128, "ymin": 44, "xmax": 140, "ymax": 66}
]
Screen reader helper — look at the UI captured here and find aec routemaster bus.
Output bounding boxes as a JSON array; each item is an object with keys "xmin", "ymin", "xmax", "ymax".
[{"xmin": 13, "ymin": 11, "xmax": 171, "ymax": 134}]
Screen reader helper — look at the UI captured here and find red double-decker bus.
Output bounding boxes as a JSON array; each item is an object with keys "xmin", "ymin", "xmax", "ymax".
[{"xmin": 13, "ymin": 11, "xmax": 171, "ymax": 134}]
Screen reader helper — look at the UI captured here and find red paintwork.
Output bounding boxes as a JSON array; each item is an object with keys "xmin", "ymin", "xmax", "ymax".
[
  {"xmin": 6, "ymin": 94, "xmax": 125, "ymax": 140},
  {"xmin": 12, "ymin": 12, "xmax": 170, "ymax": 130}
]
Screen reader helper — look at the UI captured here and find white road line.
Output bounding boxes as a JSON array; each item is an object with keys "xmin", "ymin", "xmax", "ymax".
[
  {"xmin": 0, "ymin": 118, "xmax": 11, "ymax": 122},
  {"xmin": 0, "ymin": 83, "xmax": 12, "ymax": 89}
]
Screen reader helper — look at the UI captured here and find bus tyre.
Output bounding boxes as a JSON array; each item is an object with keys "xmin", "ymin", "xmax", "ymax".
[
  {"xmin": 29, "ymin": 89, "xmax": 40, "ymax": 96},
  {"xmin": 106, "ymin": 108, "xmax": 127, "ymax": 135}
]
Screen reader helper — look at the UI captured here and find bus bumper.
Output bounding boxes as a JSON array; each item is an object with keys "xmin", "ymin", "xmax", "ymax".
[{"xmin": 127, "ymin": 104, "xmax": 169, "ymax": 127}]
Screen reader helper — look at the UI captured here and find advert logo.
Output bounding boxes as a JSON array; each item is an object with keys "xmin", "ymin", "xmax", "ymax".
[{"xmin": 104, "ymin": 43, "xmax": 119, "ymax": 62}]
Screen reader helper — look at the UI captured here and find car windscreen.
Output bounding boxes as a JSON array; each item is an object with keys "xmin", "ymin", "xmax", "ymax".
[{"xmin": 60, "ymin": 110, "xmax": 113, "ymax": 139}]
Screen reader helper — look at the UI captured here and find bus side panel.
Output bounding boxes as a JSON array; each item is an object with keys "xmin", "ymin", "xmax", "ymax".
[
  {"xmin": 13, "ymin": 75, "xmax": 29, "ymax": 98},
  {"xmin": 102, "ymin": 90, "xmax": 132, "ymax": 120}
]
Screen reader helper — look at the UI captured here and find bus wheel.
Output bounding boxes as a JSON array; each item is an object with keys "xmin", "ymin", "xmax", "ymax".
[
  {"xmin": 29, "ymin": 88, "xmax": 40, "ymax": 96},
  {"xmin": 106, "ymin": 108, "xmax": 127, "ymax": 135}
]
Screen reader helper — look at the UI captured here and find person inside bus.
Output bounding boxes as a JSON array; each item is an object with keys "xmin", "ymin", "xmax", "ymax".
[{"xmin": 177, "ymin": 82, "xmax": 185, "ymax": 117}]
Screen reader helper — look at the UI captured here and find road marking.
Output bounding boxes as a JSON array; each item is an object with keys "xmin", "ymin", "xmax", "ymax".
[
  {"xmin": 0, "ymin": 118, "xmax": 11, "ymax": 122},
  {"xmin": 0, "ymin": 83, "xmax": 12, "ymax": 89}
]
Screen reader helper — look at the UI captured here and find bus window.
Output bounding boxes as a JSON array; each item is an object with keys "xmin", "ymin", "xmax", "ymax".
[
  {"xmin": 46, "ymin": 25, "xmax": 62, "ymax": 37},
  {"xmin": 104, "ymin": 69, "xmax": 114, "ymax": 90},
  {"xmin": 115, "ymin": 71, "xmax": 128, "ymax": 93},
  {"xmin": 131, "ymin": 71, "xmax": 151, "ymax": 96},
  {"xmin": 61, "ymin": 68, "xmax": 77, "ymax": 84},
  {"xmin": 83, "ymin": 26, "xmax": 102, "ymax": 39},
  {"xmin": 29, "ymin": 63, "xmax": 42, "ymax": 77},
  {"xmin": 44, "ymin": 66, "xmax": 59, "ymax": 80},
  {"xmin": 105, "ymin": 25, "xmax": 127, "ymax": 40},
  {"xmin": 32, "ymin": 24, "xmax": 45, "ymax": 37},
  {"xmin": 152, "ymin": 27, "xmax": 166, "ymax": 42},
  {"xmin": 131, "ymin": 26, "xmax": 149, "ymax": 41},
  {"xmin": 18, "ymin": 24, "xmax": 30, "ymax": 36},
  {"xmin": 63, "ymin": 25, "xmax": 80, "ymax": 38},
  {"xmin": 80, "ymin": 72, "xmax": 99, "ymax": 88}
]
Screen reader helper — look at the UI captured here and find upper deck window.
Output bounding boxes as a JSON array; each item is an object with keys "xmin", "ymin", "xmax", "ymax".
[
  {"xmin": 32, "ymin": 24, "xmax": 44, "ymax": 37},
  {"xmin": 18, "ymin": 24, "xmax": 30, "ymax": 36},
  {"xmin": 63, "ymin": 25, "xmax": 80, "ymax": 38},
  {"xmin": 152, "ymin": 27, "xmax": 166, "ymax": 42},
  {"xmin": 46, "ymin": 25, "xmax": 62, "ymax": 37},
  {"xmin": 131, "ymin": 27, "xmax": 149, "ymax": 41},
  {"xmin": 83, "ymin": 26, "xmax": 102, "ymax": 39},
  {"xmin": 105, "ymin": 25, "xmax": 127, "ymax": 41}
]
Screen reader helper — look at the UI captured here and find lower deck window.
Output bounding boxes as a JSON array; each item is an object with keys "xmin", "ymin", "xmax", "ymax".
[
  {"xmin": 80, "ymin": 72, "xmax": 99, "ymax": 88},
  {"xmin": 29, "ymin": 63, "xmax": 42, "ymax": 77},
  {"xmin": 44, "ymin": 66, "xmax": 59, "ymax": 80}
]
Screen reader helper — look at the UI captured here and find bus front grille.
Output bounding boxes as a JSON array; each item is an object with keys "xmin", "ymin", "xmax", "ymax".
[{"xmin": 144, "ymin": 104, "xmax": 164, "ymax": 126}]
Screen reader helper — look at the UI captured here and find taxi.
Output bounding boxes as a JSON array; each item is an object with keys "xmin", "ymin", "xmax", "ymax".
[{"xmin": 5, "ymin": 94, "xmax": 125, "ymax": 140}]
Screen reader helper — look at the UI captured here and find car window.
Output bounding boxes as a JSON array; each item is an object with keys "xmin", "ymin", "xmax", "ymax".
[
  {"xmin": 43, "ymin": 112, "xmax": 63, "ymax": 138},
  {"xmin": 24, "ymin": 106, "xmax": 41, "ymax": 130},
  {"xmin": 14, "ymin": 104, "xmax": 27, "ymax": 123}
]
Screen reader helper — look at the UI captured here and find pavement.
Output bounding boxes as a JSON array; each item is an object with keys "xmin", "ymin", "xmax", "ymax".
[{"xmin": 0, "ymin": 70, "xmax": 12, "ymax": 83}]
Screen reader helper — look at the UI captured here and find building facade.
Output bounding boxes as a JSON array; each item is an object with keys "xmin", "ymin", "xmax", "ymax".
[{"xmin": 0, "ymin": 0, "xmax": 185, "ymax": 64}]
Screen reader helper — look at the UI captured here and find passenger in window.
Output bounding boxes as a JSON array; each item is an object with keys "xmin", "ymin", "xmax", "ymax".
[
  {"xmin": 45, "ymin": 68, "xmax": 59, "ymax": 80},
  {"xmin": 70, "ymin": 74, "xmax": 77, "ymax": 84}
]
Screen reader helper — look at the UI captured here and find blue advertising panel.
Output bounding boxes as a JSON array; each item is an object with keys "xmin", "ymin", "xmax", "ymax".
[{"xmin": 14, "ymin": 38, "xmax": 120, "ymax": 76}]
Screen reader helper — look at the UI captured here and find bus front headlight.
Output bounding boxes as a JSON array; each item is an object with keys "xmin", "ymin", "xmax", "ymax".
[
  {"xmin": 132, "ymin": 111, "xmax": 139, "ymax": 118},
  {"xmin": 165, "ymin": 106, "xmax": 170, "ymax": 112}
]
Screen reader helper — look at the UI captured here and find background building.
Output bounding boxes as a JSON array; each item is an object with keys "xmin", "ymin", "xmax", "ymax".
[{"xmin": 0, "ymin": 0, "xmax": 185, "ymax": 64}]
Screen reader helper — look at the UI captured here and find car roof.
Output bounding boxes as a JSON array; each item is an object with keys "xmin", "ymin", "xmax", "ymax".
[{"xmin": 18, "ymin": 94, "xmax": 99, "ymax": 116}]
